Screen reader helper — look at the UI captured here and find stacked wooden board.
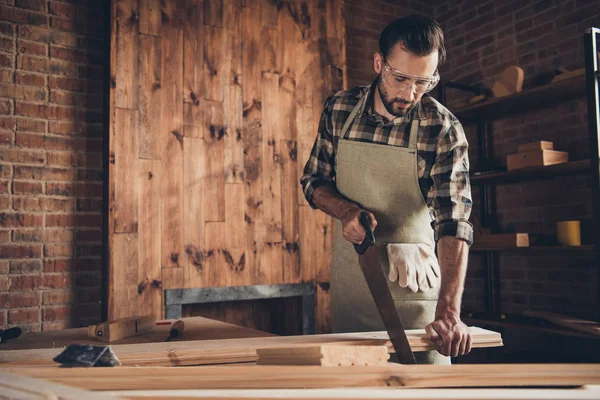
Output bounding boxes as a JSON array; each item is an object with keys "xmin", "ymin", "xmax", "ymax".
[
  {"xmin": 256, "ymin": 345, "xmax": 390, "ymax": 366},
  {"xmin": 0, "ymin": 327, "xmax": 502, "ymax": 367}
]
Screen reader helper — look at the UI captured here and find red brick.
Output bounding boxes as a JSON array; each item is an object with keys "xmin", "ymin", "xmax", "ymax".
[
  {"xmin": 76, "ymin": 244, "xmax": 101, "ymax": 258},
  {"xmin": 44, "ymin": 259, "xmax": 74, "ymax": 273},
  {"xmin": 0, "ymin": 115, "xmax": 13, "ymax": 130},
  {"xmin": 0, "ymin": 130, "xmax": 11, "ymax": 144},
  {"xmin": 40, "ymin": 197, "xmax": 74, "ymax": 212},
  {"xmin": 0, "ymin": 310, "xmax": 5, "ymax": 326},
  {"xmin": 45, "ymin": 243, "xmax": 74, "ymax": 257},
  {"xmin": 0, "ymin": 36, "xmax": 12, "ymax": 52},
  {"xmin": 17, "ymin": 39, "xmax": 46, "ymax": 55},
  {"xmin": 0, "ymin": 69, "xmax": 14, "ymax": 83},
  {"xmin": 42, "ymin": 290, "xmax": 72, "ymax": 305},
  {"xmin": 0, "ymin": 5, "xmax": 47, "ymax": 26},
  {"xmin": 0, "ymin": 275, "xmax": 8, "ymax": 290},
  {"xmin": 0, "ymin": 180, "xmax": 8, "ymax": 194},
  {"xmin": 0, "ymin": 243, "xmax": 42, "ymax": 260},
  {"xmin": 48, "ymin": 1, "xmax": 75, "ymax": 18},
  {"xmin": 43, "ymin": 305, "xmax": 70, "ymax": 321},
  {"xmin": 75, "ymin": 229, "xmax": 101, "ymax": 242},
  {"xmin": 12, "ymin": 228, "xmax": 42, "ymax": 242},
  {"xmin": 78, "ymin": 65, "xmax": 104, "ymax": 81},
  {"xmin": 16, "ymin": 117, "xmax": 52, "ymax": 135},
  {"xmin": 9, "ymin": 274, "xmax": 41, "ymax": 290},
  {"xmin": 15, "ymin": 132, "xmax": 43, "ymax": 148},
  {"xmin": 0, "ymin": 212, "xmax": 42, "ymax": 227},
  {"xmin": 43, "ymin": 228, "xmax": 74, "ymax": 242},
  {"xmin": 0, "ymin": 83, "xmax": 46, "ymax": 101},
  {"xmin": 8, "ymin": 308, "xmax": 40, "ymax": 324},
  {"xmin": 0, "ymin": 291, "xmax": 39, "ymax": 308},
  {"xmin": 46, "ymin": 182, "xmax": 102, "ymax": 197},
  {"xmin": 41, "ymin": 273, "xmax": 71, "ymax": 289},
  {"xmin": 0, "ymin": 260, "xmax": 8, "ymax": 274},
  {"xmin": 0, "ymin": 230, "xmax": 9, "ymax": 241},
  {"xmin": 15, "ymin": 0, "xmax": 45, "ymax": 11},
  {"xmin": 0, "ymin": 146, "xmax": 44, "ymax": 163},
  {"xmin": 12, "ymin": 180, "xmax": 42, "ymax": 194},
  {"xmin": 12, "ymin": 196, "xmax": 40, "ymax": 211},
  {"xmin": 15, "ymin": 71, "xmax": 45, "ymax": 86},
  {"xmin": 49, "ymin": 76, "xmax": 87, "ymax": 92},
  {"xmin": 45, "ymin": 213, "xmax": 102, "ymax": 228},
  {"xmin": 16, "ymin": 102, "xmax": 75, "ymax": 120},
  {"xmin": 0, "ymin": 100, "xmax": 12, "ymax": 115}
]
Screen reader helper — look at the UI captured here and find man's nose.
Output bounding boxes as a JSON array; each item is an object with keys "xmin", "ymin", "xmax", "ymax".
[{"xmin": 396, "ymin": 84, "xmax": 416, "ymax": 101}]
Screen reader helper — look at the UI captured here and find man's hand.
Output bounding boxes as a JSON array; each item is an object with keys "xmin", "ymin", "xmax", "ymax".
[
  {"xmin": 425, "ymin": 314, "xmax": 472, "ymax": 357},
  {"xmin": 340, "ymin": 206, "xmax": 377, "ymax": 244}
]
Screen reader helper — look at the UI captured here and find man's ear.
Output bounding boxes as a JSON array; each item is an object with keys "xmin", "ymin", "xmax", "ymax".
[{"xmin": 373, "ymin": 52, "xmax": 383, "ymax": 74}]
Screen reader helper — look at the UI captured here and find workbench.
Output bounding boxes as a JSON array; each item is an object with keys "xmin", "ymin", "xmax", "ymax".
[{"xmin": 1, "ymin": 316, "xmax": 599, "ymax": 399}]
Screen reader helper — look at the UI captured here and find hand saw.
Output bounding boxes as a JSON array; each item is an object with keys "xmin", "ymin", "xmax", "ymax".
[{"xmin": 354, "ymin": 211, "xmax": 417, "ymax": 364}]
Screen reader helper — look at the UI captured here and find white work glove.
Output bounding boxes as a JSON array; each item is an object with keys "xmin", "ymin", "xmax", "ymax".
[{"xmin": 386, "ymin": 243, "xmax": 440, "ymax": 292}]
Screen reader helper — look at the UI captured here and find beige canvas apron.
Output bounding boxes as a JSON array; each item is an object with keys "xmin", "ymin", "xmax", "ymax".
[{"xmin": 330, "ymin": 95, "xmax": 450, "ymax": 365}]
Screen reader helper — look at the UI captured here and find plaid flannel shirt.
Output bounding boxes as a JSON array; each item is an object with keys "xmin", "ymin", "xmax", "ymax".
[{"xmin": 300, "ymin": 79, "xmax": 474, "ymax": 245}]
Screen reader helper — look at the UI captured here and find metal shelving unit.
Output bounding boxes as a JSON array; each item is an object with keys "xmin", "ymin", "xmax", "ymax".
[{"xmin": 437, "ymin": 28, "xmax": 600, "ymax": 320}]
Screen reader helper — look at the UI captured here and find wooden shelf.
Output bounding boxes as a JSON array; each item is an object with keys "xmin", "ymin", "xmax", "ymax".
[
  {"xmin": 454, "ymin": 73, "xmax": 587, "ymax": 120},
  {"xmin": 470, "ymin": 159, "xmax": 590, "ymax": 184},
  {"xmin": 471, "ymin": 244, "xmax": 596, "ymax": 252}
]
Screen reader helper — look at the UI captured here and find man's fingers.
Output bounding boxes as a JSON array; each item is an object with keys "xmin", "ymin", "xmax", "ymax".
[
  {"xmin": 465, "ymin": 330, "xmax": 473, "ymax": 354},
  {"xmin": 450, "ymin": 335, "xmax": 461, "ymax": 358},
  {"xmin": 425, "ymin": 324, "xmax": 443, "ymax": 347}
]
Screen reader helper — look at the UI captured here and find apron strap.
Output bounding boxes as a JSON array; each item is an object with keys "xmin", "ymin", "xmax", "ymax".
[
  {"xmin": 408, "ymin": 117, "xmax": 419, "ymax": 150},
  {"xmin": 340, "ymin": 94, "xmax": 367, "ymax": 139}
]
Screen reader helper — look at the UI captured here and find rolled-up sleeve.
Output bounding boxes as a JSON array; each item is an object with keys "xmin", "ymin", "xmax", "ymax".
[
  {"xmin": 300, "ymin": 96, "xmax": 337, "ymax": 209},
  {"xmin": 430, "ymin": 117, "xmax": 474, "ymax": 245}
]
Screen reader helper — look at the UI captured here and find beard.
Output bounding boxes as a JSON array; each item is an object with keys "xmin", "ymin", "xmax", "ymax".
[{"xmin": 377, "ymin": 79, "xmax": 415, "ymax": 117}]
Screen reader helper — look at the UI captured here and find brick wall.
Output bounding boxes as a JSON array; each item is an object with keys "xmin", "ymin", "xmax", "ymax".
[
  {"xmin": 344, "ymin": 0, "xmax": 434, "ymax": 89},
  {"xmin": 436, "ymin": 0, "xmax": 600, "ymax": 319},
  {"xmin": 0, "ymin": 0, "xmax": 106, "ymax": 332}
]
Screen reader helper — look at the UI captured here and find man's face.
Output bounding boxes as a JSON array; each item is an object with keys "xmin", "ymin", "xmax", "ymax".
[{"xmin": 374, "ymin": 43, "xmax": 439, "ymax": 117}]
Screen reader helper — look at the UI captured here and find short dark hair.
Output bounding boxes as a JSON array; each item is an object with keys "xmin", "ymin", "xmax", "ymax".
[{"xmin": 378, "ymin": 15, "xmax": 446, "ymax": 65}]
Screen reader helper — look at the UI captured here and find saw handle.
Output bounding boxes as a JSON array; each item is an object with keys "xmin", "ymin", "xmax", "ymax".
[{"xmin": 353, "ymin": 211, "xmax": 375, "ymax": 255}]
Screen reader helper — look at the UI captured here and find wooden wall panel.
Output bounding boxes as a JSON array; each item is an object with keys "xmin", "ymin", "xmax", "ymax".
[{"xmin": 109, "ymin": 0, "xmax": 345, "ymax": 333}]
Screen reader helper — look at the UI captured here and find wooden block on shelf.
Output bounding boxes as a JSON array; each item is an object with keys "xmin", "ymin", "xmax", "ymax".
[
  {"xmin": 492, "ymin": 66, "xmax": 524, "ymax": 98},
  {"xmin": 472, "ymin": 233, "xmax": 529, "ymax": 250},
  {"xmin": 507, "ymin": 149, "xmax": 568, "ymax": 171},
  {"xmin": 257, "ymin": 345, "xmax": 390, "ymax": 366},
  {"xmin": 517, "ymin": 140, "xmax": 554, "ymax": 153},
  {"xmin": 551, "ymin": 67, "xmax": 585, "ymax": 83}
]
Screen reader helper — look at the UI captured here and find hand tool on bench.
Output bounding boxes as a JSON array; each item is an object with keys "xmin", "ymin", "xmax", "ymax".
[
  {"xmin": 53, "ymin": 344, "xmax": 121, "ymax": 367},
  {"xmin": 165, "ymin": 319, "xmax": 185, "ymax": 342},
  {"xmin": 87, "ymin": 315, "xmax": 155, "ymax": 342},
  {"xmin": 0, "ymin": 326, "xmax": 22, "ymax": 343},
  {"xmin": 354, "ymin": 211, "xmax": 416, "ymax": 364}
]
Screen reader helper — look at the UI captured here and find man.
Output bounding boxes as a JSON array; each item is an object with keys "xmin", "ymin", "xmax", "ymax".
[{"xmin": 300, "ymin": 15, "xmax": 473, "ymax": 364}]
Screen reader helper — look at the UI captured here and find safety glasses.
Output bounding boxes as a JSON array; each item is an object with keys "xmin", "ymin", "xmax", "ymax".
[{"xmin": 381, "ymin": 59, "xmax": 440, "ymax": 94}]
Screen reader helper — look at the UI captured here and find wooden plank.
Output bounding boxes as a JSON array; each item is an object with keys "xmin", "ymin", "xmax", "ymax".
[
  {"xmin": 223, "ymin": 1, "xmax": 244, "ymax": 184},
  {"xmin": 112, "ymin": 108, "xmax": 139, "ymax": 234},
  {"xmin": 261, "ymin": 27, "xmax": 277, "ymax": 74},
  {"xmin": 115, "ymin": 0, "xmax": 139, "ymax": 109},
  {"xmin": 204, "ymin": 26, "xmax": 225, "ymax": 102},
  {"xmin": 138, "ymin": 159, "xmax": 162, "ymax": 320},
  {"xmin": 260, "ymin": 241, "xmax": 283, "ymax": 285},
  {"xmin": 183, "ymin": 137, "xmax": 206, "ymax": 288},
  {"xmin": 204, "ymin": 0, "xmax": 223, "ymax": 27},
  {"xmin": 0, "ymin": 327, "xmax": 502, "ymax": 367},
  {"xmin": 91, "ymin": 315, "xmax": 155, "ymax": 342},
  {"xmin": 183, "ymin": 0, "xmax": 204, "ymax": 135},
  {"xmin": 276, "ymin": 2, "xmax": 299, "ymax": 141},
  {"xmin": 471, "ymin": 233, "xmax": 530, "ymax": 250},
  {"xmin": 242, "ymin": 6, "xmax": 262, "ymax": 120},
  {"xmin": 517, "ymin": 140, "xmax": 554, "ymax": 153},
  {"xmin": 205, "ymin": 222, "xmax": 227, "ymax": 286},
  {"xmin": 161, "ymin": 0, "xmax": 184, "ymax": 269},
  {"xmin": 0, "ymin": 317, "xmax": 274, "ymax": 351},
  {"xmin": 257, "ymin": 344, "xmax": 389, "ymax": 366},
  {"xmin": 139, "ymin": 34, "xmax": 162, "ymax": 159},
  {"xmin": 109, "ymin": 233, "xmax": 139, "ymax": 319},
  {"xmin": 281, "ymin": 140, "xmax": 300, "ymax": 283},
  {"xmin": 299, "ymin": 205, "xmax": 316, "ymax": 282},
  {"xmin": 10, "ymin": 363, "xmax": 600, "ymax": 391},
  {"xmin": 261, "ymin": 72, "xmax": 283, "ymax": 242},
  {"xmin": 315, "ymin": 282, "xmax": 331, "ymax": 334},
  {"xmin": 507, "ymin": 149, "xmax": 568, "ymax": 171},
  {"xmin": 261, "ymin": 0, "xmax": 278, "ymax": 28},
  {"xmin": 139, "ymin": 0, "xmax": 161, "ymax": 36},
  {"xmin": 161, "ymin": 266, "xmax": 184, "ymax": 290},
  {"xmin": 523, "ymin": 311, "xmax": 600, "ymax": 337},
  {"xmin": 225, "ymin": 183, "xmax": 247, "ymax": 286},
  {"xmin": 203, "ymin": 100, "xmax": 226, "ymax": 222},
  {"xmin": 315, "ymin": 211, "xmax": 333, "ymax": 282},
  {"xmin": 107, "ymin": 387, "xmax": 600, "ymax": 400},
  {"xmin": 242, "ymin": 118, "xmax": 264, "ymax": 285},
  {"xmin": 0, "ymin": 373, "xmax": 118, "ymax": 400}
]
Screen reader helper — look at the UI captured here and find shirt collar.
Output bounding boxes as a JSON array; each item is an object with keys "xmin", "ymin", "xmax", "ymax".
[{"xmin": 360, "ymin": 77, "xmax": 427, "ymax": 122}]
